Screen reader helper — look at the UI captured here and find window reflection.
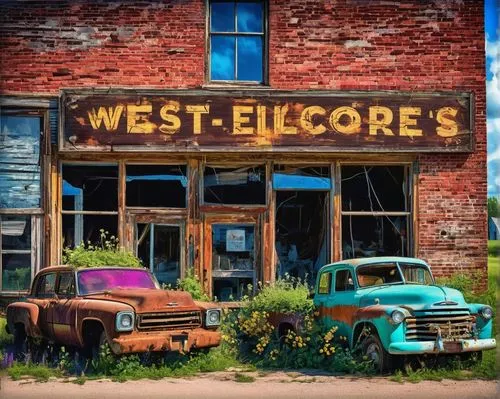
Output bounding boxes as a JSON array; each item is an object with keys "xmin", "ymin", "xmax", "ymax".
[{"xmin": 209, "ymin": 1, "xmax": 264, "ymax": 82}]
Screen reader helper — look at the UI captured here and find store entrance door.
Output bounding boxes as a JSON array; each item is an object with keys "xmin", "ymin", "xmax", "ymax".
[{"xmin": 203, "ymin": 215, "xmax": 260, "ymax": 301}]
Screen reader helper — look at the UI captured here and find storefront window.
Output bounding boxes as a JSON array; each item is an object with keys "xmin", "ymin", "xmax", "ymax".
[
  {"xmin": 203, "ymin": 165, "xmax": 266, "ymax": 205},
  {"xmin": 126, "ymin": 165, "xmax": 187, "ymax": 208},
  {"xmin": 1, "ymin": 216, "xmax": 32, "ymax": 291},
  {"xmin": 62, "ymin": 164, "xmax": 118, "ymax": 247},
  {"xmin": 211, "ymin": 224, "xmax": 255, "ymax": 300},
  {"xmin": 341, "ymin": 165, "xmax": 410, "ymax": 259},
  {"xmin": 274, "ymin": 165, "xmax": 330, "ymax": 286},
  {"xmin": 136, "ymin": 223, "xmax": 181, "ymax": 286}
]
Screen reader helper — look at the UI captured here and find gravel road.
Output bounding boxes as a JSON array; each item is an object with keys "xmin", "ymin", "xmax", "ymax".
[{"xmin": 1, "ymin": 371, "xmax": 497, "ymax": 399}]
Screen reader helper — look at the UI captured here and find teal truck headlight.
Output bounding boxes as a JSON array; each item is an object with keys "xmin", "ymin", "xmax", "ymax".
[
  {"xmin": 116, "ymin": 311, "xmax": 135, "ymax": 332},
  {"xmin": 391, "ymin": 310, "xmax": 406, "ymax": 324},
  {"xmin": 480, "ymin": 306, "xmax": 493, "ymax": 320},
  {"xmin": 206, "ymin": 309, "xmax": 221, "ymax": 327}
]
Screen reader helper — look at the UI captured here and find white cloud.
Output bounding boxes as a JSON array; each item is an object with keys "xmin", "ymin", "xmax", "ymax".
[{"xmin": 486, "ymin": 76, "xmax": 500, "ymax": 118}]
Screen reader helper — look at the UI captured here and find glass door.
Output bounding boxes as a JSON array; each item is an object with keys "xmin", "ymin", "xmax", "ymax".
[{"xmin": 135, "ymin": 221, "xmax": 184, "ymax": 287}]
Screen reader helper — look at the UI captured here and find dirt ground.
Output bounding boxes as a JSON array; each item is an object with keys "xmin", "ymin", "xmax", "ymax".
[{"xmin": 0, "ymin": 371, "xmax": 497, "ymax": 399}]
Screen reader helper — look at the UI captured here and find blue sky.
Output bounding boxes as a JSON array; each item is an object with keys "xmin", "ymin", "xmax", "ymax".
[{"xmin": 486, "ymin": 0, "xmax": 500, "ymax": 197}]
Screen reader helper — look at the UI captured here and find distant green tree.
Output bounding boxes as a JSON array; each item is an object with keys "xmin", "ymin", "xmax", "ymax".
[{"xmin": 488, "ymin": 197, "xmax": 499, "ymax": 218}]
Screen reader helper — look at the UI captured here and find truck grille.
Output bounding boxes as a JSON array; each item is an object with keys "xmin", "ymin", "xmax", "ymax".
[
  {"xmin": 405, "ymin": 312, "xmax": 475, "ymax": 341},
  {"xmin": 137, "ymin": 311, "xmax": 202, "ymax": 331}
]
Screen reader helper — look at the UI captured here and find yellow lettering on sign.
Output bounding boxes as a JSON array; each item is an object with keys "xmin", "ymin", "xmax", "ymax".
[
  {"xmin": 186, "ymin": 105, "xmax": 210, "ymax": 135},
  {"xmin": 233, "ymin": 106, "xmax": 254, "ymax": 135},
  {"xmin": 127, "ymin": 104, "xmax": 156, "ymax": 134},
  {"xmin": 436, "ymin": 107, "xmax": 458, "ymax": 137},
  {"xmin": 329, "ymin": 106, "xmax": 361, "ymax": 135},
  {"xmin": 399, "ymin": 107, "xmax": 422, "ymax": 136},
  {"xmin": 369, "ymin": 106, "xmax": 394, "ymax": 136},
  {"xmin": 274, "ymin": 105, "xmax": 297, "ymax": 135},
  {"xmin": 256, "ymin": 105, "xmax": 267, "ymax": 135},
  {"xmin": 300, "ymin": 106, "xmax": 326, "ymax": 135},
  {"xmin": 87, "ymin": 105, "xmax": 124, "ymax": 131},
  {"xmin": 159, "ymin": 102, "xmax": 181, "ymax": 134}
]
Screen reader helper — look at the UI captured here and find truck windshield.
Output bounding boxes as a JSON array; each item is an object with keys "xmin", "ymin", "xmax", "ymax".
[
  {"xmin": 77, "ymin": 268, "xmax": 158, "ymax": 295},
  {"xmin": 399, "ymin": 263, "xmax": 434, "ymax": 285},
  {"xmin": 357, "ymin": 263, "xmax": 403, "ymax": 287},
  {"xmin": 356, "ymin": 262, "xmax": 433, "ymax": 287}
]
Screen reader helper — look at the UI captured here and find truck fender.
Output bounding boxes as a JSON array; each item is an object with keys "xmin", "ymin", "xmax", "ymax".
[{"xmin": 6, "ymin": 302, "xmax": 42, "ymax": 338}]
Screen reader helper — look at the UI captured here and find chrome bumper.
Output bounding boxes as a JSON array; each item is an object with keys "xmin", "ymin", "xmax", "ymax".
[{"xmin": 388, "ymin": 338, "xmax": 496, "ymax": 355}]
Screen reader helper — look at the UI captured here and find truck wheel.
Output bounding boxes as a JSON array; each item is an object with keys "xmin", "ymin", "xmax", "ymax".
[
  {"xmin": 91, "ymin": 331, "xmax": 108, "ymax": 362},
  {"xmin": 13, "ymin": 325, "xmax": 30, "ymax": 362},
  {"xmin": 362, "ymin": 335, "xmax": 393, "ymax": 373}
]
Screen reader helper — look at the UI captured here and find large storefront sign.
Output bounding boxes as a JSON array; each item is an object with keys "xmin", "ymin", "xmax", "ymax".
[{"xmin": 60, "ymin": 90, "xmax": 473, "ymax": 152}]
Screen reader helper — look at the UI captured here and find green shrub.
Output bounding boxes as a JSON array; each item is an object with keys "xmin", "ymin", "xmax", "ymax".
[
  {"xmin": 176, "ymin": 268, "xmax": 210, "ymax": 301},
  {"xmin": 488, "ymin": 240, "xmax": 500, "ymax": 257},
  {"xmin": 63, "ymin": 230, "xmax": 142, "ymax": 268},
  {"xmin": 436, "ymin": 272, "xmax": 495, "ymax": 309},
  {"xmin": 246, "ymin": 277, "xmax": 313, "ymax": 314}
]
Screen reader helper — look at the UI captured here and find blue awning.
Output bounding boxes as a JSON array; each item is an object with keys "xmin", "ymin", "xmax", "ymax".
[{"xmin": 273, "ymin": 173, "xmax": 331, "ymax": 190}]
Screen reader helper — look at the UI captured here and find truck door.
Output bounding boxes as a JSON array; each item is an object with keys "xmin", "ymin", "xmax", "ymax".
[{"xmin": 50, "ymin": 271, "xmax": 78, "ymax": 346}]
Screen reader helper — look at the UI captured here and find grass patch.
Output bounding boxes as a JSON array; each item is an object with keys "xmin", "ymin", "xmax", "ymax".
[
  {"xmin": 8, "ymin": 363, "xmax": 62, "ymax": 382},
  {"xmin": 234, "ymin": 372, "xmax": 255, "ymax": 383}
]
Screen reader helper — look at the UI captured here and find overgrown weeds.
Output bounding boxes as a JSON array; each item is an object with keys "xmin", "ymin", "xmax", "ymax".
[{"xmin": 63, "ymin": 230, "xmax": 142, "ymax": 268}]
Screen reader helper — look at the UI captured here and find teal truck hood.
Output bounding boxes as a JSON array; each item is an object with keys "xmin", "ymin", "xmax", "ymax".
[{"xmin": 358, "ymin": 284, "xmax": 467, "ymax": 310}]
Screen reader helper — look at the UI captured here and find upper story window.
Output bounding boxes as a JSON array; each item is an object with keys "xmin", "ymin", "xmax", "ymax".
[{"xmin": 209, "ymin": 1, "xmax": 265, "ymax": 83}]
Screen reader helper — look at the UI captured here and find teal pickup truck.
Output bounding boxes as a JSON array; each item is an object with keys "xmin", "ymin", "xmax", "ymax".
[{"xmin": 314, "ymin": 257, "xmax": 496, "ymax": 372}]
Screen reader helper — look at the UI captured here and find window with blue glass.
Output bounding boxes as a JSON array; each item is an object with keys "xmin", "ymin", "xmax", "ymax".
[{"xmin": 209, "ymin": 1, "xmax": 265, "ymax": 83}]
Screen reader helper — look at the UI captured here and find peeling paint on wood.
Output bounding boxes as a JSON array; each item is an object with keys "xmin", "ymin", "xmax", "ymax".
[{"xmin": 61, "ymin": 90, "xmax": 473, "ymax": 152}]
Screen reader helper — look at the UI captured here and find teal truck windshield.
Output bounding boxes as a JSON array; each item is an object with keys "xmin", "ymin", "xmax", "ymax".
[{"xmin": 357, "ymin": 262, "xmax": 433, "ymax": 287}]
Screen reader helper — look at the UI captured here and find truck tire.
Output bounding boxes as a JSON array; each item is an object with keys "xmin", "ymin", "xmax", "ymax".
[
  {"xmin": 13, "ymin": 325, "xmax": 29, "ymax": 361},
  {"xmin": 362, "ymin": 335, "xmax": 395, "ymax": 373}
]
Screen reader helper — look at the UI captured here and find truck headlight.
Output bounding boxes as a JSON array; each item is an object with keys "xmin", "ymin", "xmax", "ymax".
[
  {"xmin": 391, "ymin": 310, "xmax": 406, "ymax": 324},
  {"xmin": 116, "ymin": 311, "xmax": 135, "ymax": 332},
  {"xmin": 480, "ymin": 306, "xmax": 493, "ymax": 320},
  {"xmin": 206, "ymin": 309, "xmax": 221, "ymax": 327}
]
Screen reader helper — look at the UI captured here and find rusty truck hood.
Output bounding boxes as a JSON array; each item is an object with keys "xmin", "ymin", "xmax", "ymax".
[{"xmin": 82, "ymin": 289, "xmax": 198, "ymax": 312}]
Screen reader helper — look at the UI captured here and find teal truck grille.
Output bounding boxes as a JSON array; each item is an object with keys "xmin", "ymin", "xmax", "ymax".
[
  {"xmin": 137, "ymin": 311, "xmax": 202, "ymax": 331},
  {"xmin": 405, "ymin": 313, "xmax": 475, "ymax": 341}
]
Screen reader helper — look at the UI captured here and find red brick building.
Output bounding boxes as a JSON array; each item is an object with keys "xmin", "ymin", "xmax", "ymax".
[{"xmin": 0, "ymin": 1, "xmax": 486, "ymax": 299}]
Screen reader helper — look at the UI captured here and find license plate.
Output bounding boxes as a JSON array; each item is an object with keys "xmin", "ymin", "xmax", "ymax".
[{"xmin": 443, "ymin": 341, "xmax": 463, "ymax": 353}]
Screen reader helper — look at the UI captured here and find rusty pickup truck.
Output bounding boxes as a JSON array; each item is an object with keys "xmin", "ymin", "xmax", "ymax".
[{"xmin": 6, "ymin": 266, "xmax": 221, "ymax": 359}]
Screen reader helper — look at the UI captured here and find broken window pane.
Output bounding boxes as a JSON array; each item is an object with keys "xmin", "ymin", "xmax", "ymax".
[
  {"xmin": 136, "ymin": 223, "xmax": 181, "ymax": 286},
  {"xmin": 342, "ymin": 215, "xmax": 408, "ymax": 259},
  {"xmin": 62, "ymin": 164, "xmax": 118, "ymax": 211},
  {"xmin": 275, "ymin": 191, "xmax": 328, "ymax": 287},
  {"xmin": 341, "ymin": 166, "xmax": 408, "ymax": 212},
  {"xmin": 273, "ymin": 165, "xmax": 331, "ymax": 190},
  {"xmin": 204, "ymin": 165, "xmax": 265, "ymax": 205},
  {"xmin": 62, "ymin": 214, "xmax": 117, "ymax": 248},
  {"xmin": 0, "ymin": 115, "xmax": 41, "ymax": 209},
  {"xmin": 126, "ymin": 165, "xmax": 187, "ymax": 208}
]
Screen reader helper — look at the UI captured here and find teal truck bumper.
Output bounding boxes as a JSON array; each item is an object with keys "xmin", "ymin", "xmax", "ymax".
[{"xmin": 388, "ymin": 338, "xmax": 496, "ymax": 355}]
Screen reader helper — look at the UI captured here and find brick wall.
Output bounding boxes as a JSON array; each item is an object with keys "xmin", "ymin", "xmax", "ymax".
[{"xmin": 0, "ymin": 0, "xmax": 487, "ymax": 279}]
